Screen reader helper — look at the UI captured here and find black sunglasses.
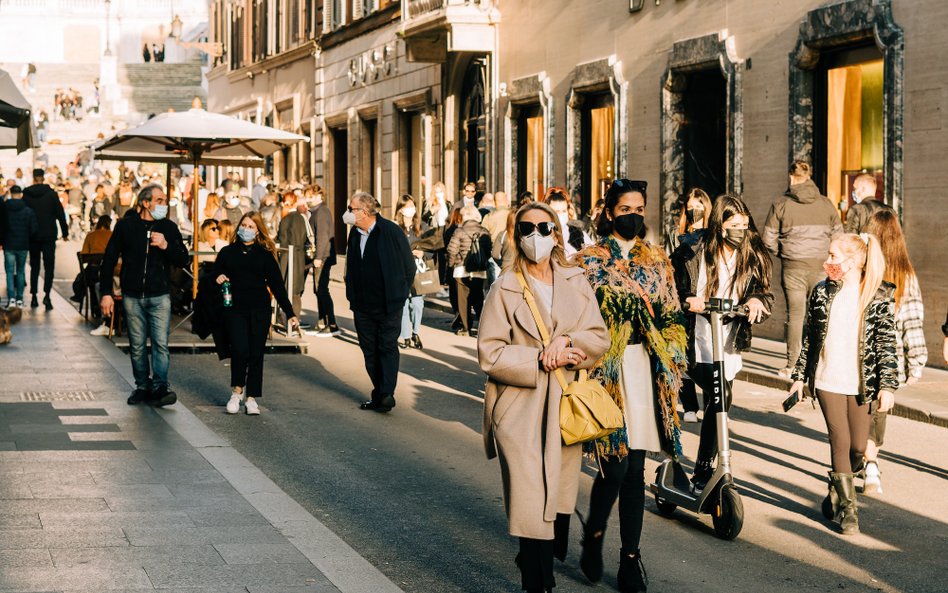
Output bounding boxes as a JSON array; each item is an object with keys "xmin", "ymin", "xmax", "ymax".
[
  {"xmin": 612, "ymin": 179, "xmax": 648, "ymax": 192},
  {"xmin": 517, "ymin": 221, "xmax": 557, "ymax": 237}
]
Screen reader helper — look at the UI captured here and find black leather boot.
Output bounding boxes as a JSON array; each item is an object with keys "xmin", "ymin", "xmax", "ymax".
[
  {"xmin": 552, "ymin": 513, "xmax": 570, "ymax": 562},
  {"xmin": 617, "ymin": 549, "xmax": 648, "ymax": 593},
  {"xmin": 830, "ymin": 472, "xmax": 859, "ymax": 535},
  {"xmin": 578, "ymin": 526, "xmax": 604, "ymax": 583}
]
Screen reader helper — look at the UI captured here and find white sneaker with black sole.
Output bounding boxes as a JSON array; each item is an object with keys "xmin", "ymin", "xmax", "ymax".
[
  {"xmin": 245, "ymin": 397, "xmax": 260, "ymax": 415},
  {"xmin": 683, "ymin": 411, "xmax": 699, "ymax": 423},
  {"xmin": 225, "ymin": 392, "xmax": 244, "ymax": 414},
  {"xmin": 90, "ymin": 324, "xmax": 110, "ymax": 336}
]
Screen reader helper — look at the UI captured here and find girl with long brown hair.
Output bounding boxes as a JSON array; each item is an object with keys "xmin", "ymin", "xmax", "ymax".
[
  {"xmin": 213, "ymin": 212, "xmax": 298, "ymax": 415},
  {"xmin": 671, "ymin": 193, "xmax": 774, "ymax": 494},
  {"xmin": 861, "ymin": 210, "xmax": 927, "ymax": 494},
  {"xmin": 789, "ymin": 232, "xmax": 898, "ymax": 535}
]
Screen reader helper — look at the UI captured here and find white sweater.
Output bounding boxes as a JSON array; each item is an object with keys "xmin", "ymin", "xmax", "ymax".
[{"xmin": 815, "ymin": 281, "xmax": 861, "ymax": 395}]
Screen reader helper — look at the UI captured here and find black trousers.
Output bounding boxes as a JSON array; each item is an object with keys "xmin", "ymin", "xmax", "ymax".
[
  {"xmin": 225, "ymin": 308, "xmax": 271, "ymax": 398},
  {"xmin": 680, "ymin": 377, "xmax": 699, "ymax": 413},
  {"xmin": 585, "ymin": 450, "xmax": 647, "ymax": 553},
  {"xmin": 353, "ymin": 308, "xmax": 402, "ymax": 401},
  {"xmin": 29, "ymin": 240, "xmax": 56, "ymax": 296},
  {"xmin": 456, "ymin": 277, "xmax": 485, "ymax": 331},
  {"xmin": 313, "ymin": 263, "xmax": 336, "ymax": 325},
  {"xmin": 518, "ymin": 538, "xmax": 555, "ymax": 591},
  {"xmin": 689, "ymin": 363, "xmax": 734, "ymax": 463}
]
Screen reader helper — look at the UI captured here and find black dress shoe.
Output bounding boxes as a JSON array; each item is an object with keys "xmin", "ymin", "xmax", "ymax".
[
  {"xmin": 374, "ymin": 395, "xmax": 395, "ymax": 413},
  {"xmin": 30, "ymin": 295, "xmax": 38, "ymax": 308},
  {"xmin": 360, "ymin": 400, "xmax": 380, "ymax": 410},
  {"xmin": 44, "ymin": 296, "xmax": 53, "ymax": 311},
  {"xmin": 411, "ymin": 334, "xmax": 423, "ymax": 349}
]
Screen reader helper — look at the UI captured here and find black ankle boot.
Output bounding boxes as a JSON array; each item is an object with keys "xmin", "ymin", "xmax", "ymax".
[
  {"xmin": 579, "ymin": 527, "xmax": 605, "ymax": 583},
  {"xmin": 552, "ymin": 513, "xmax": 570, "ymax": 562},
  {"xmin": 617, "ymin": 549, "xmax": 648, "ymax": 593}
]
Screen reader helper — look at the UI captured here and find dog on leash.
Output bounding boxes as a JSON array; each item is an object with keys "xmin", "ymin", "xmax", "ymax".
[{"xmin": 0, "ymin": 306, "xmax": 23, "ymax": 345}]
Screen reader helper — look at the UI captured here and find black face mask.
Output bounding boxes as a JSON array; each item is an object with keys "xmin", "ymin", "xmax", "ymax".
[
  {"xmin": 687, "ymin": 208, "xmax": 705, "ymax": 224},
  {"xmin": 723, "ymin": 228, "xmax": 746, "ymax": 249},
  {"xmin": 613, "ymin": 213, "xmax": 645, "ymax": 241}
]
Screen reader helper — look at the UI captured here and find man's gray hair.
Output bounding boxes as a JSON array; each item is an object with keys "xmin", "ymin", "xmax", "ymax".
[
  {"xmin": 351, "ymin": 191, "xmax": 379, "ymax": 215},
  {"xmin": 138, "ymin": 183, "xmax": 163, "ymax": 206}
]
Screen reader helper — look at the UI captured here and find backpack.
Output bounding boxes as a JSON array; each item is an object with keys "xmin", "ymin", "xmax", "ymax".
[{"xmin": 463, "ymin": 231, "xmax": 491, "ymax": 272}]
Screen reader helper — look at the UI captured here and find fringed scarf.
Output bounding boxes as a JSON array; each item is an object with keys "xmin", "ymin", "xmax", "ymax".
[{"xmin": 578, "ymin": 236, "xmax": 688, "ymax": 460}]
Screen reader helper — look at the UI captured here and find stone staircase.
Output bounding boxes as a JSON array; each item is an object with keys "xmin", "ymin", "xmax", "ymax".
[
  {"xmin": 117, "ymin": 63, "xmax": 206, "ymax": 117},
  {"xmin": 0, "ymin": 61, "xmax": 206, "ymax": 176}
]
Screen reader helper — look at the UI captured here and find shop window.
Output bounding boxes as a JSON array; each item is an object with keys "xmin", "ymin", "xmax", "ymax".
[
  {"xmin": 461, "ymin": 59, "xmax": 487, "ymax": 189},
  {"xmin": 516, "ymin": 105, "xmax": 545, "ymax": 200},
  {"xmin": 404, "ymin": 112, "xmax": 425, "ymax": 201},
  {"xmin": 681, "ymin": 69, "xmax": 728, "ymax": 202},
  {"xmin": 581, "ymin": 93, "xmax": 614, "ymax": 214},
  {"xmin": 330, "ymin": 127, "xmax": 349, "ymax": 253},
  {"xmin": 816, "ymin": 46, "xmax": 884, "ymax": 209}
]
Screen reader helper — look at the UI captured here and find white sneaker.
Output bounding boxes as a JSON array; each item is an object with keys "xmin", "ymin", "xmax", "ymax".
[
  {"xmin": 245, "ymin": 397, "xmax": 260, "ymax": 415},
  {"xmin": 683, "ymin": 411, "xmax": 700, "ymax": 423},
  {"xmin": 225, "ymin": 392, "xmax": 243, "ymax": 414},
  {"xmin": 864, "ymin": 461, "xmax": 883, "ymax": 494},
  {"xmin": 90, "ymin": 324, "xmax": 110, "ymax": 336}
]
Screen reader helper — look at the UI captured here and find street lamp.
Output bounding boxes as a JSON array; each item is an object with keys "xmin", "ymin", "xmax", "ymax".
[
  {"xmin": 104, "ymin": 0, "xmax": 112, "ymax": 57},
  {"xmin": 168, "ymin": 12, "xmax": 224, "ymax": 58}
]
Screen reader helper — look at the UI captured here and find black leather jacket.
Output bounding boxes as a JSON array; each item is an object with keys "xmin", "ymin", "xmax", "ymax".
[
  {"xmin": 671, "ymin": 230, "xmax": 775, "ymax": 367},
  {"xmin": 791, "ymin": 280, "xmax": 899, "ymax": 405}
]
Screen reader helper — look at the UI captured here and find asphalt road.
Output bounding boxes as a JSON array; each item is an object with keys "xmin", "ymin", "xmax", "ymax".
[{"xmin": 155, "ymin": 281, "xmax": 948, "ymax": 593}]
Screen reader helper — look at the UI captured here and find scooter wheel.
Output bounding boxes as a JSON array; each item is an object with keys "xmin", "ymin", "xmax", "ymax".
[
  {"xmin": 654, "ymin": 496, "xmax": 677, "ymax": 517},
  {"xmin": 711, "ymin": 485, "xmax": 744, "ymax": 540}
]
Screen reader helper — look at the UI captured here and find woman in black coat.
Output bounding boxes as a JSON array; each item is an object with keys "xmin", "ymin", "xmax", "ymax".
[
  {"xmin": 670, "ymin": 194, "xmax": 773, "ymax": 494},
  {"xmin": 214, "ymin": 212, "xmax": 298, "ymax": 415}
]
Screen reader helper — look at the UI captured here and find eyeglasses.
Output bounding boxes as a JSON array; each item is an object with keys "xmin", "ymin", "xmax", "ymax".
[
  {"xmin": 612, "ymin": 179, "xmax": 648, "ymax": 193},
  {"xmin": 516, "ymin": 221, "xmax": 557, "ymax": 237},
  {"xmin": 346, "ymin": 206, "xmax": 363, "ymax": 213}
]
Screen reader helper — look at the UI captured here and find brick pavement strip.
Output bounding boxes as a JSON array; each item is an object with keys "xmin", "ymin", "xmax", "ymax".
[{"xmin": 0, "ymin": 289, "xmax": 399, "ymax": 591}]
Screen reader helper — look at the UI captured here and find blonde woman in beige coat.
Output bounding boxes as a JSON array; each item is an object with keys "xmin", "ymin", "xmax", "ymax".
[{"xmin": 479, "ymin": 202, "xmax": 610, "ymax": 593}]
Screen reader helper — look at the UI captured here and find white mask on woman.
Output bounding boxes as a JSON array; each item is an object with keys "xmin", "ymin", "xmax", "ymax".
[
  {"xmin": 520, "ymin": 233, "xmax": 555, "ymax": 263},
  {"xmin": 402, "ymin": 207, "xmax": 416, "ymax": 219}
]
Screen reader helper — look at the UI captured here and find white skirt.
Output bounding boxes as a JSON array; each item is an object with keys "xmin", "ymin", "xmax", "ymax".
[{"xmin": 619, "ymin": 344, "xmax": 662, "ymax": 453}]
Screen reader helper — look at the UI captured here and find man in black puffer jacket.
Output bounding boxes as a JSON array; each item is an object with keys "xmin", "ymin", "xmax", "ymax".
[
  {"xmin": 1, "ymin": 186, "xmax": 38, "ymax": 306},
  {"xmin": 100, "ymin": 185, "xmax": 189, "ymax": 407},
  {"xmin": 23, "ymin": 168, "xmax": 68, "ymax": 310}
]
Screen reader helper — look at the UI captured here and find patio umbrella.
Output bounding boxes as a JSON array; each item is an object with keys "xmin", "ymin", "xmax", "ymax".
[
  {"xmin": 0, "ymin": 67, "xmax": 36, "ymax": 153},
  {"xmin": 96, "ymin": 107, "xmax": 308, "ymax": 296}
]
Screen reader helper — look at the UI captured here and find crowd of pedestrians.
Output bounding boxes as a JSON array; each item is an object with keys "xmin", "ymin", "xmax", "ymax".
[{"xmin": 1, "ymin": 149, "xmax": 944, "ymax": 593}]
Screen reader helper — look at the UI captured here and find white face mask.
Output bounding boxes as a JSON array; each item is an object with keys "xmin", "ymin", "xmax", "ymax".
[
  {"xmin": 228, "ymin": 197, "xmax": 239, "ymax": 206},
  {"xmin": 520, "ymin": 232, "xmax": 556, "ymax": 263},
  {"xmin": 402, "ymin": 207, "xmax": 416, "ymax": 219},
  {"xmin": 463, "ymin": 196, "xmax": 474, "ymax": 206},
  {"xmin": 342, "ymin": 210, "xmax": 357, "ymax": 226},
  {"xmin": 556, "ymin": 212, "xmax": 569, "ymax": 229}
]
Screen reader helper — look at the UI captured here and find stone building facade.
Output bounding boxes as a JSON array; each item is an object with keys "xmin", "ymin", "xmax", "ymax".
[
  {"xmin": 206, "ymin": 0, "xmax": 947, "ymax": 361},
  {"xmin": 495, "ymin": 0, "xmax": 947, "ymax": 360}
]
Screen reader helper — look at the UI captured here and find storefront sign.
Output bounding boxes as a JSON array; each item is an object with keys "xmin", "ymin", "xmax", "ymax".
[{"xmin": 348, "ymin": 43, "xmax": 397, "ymax": 87}]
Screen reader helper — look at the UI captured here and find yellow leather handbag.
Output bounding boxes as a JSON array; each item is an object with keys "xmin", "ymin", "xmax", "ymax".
[{"xmin": 515, "ymin": 272, "xmax": 623, "ymax": 446}]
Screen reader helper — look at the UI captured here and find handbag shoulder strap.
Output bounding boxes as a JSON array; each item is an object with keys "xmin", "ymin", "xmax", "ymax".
[{"xmin": 515, "ymin": 271, "xmax": 572, "ymax": 390}]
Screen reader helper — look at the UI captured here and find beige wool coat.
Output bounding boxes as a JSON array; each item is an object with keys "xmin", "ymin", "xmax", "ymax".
[{"xmin": 478, "ymin": 263, "xmax": 610, "ymax": 540}]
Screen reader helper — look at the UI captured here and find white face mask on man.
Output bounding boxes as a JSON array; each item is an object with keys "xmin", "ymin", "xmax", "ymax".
[{"xmin": 520, "ymin": 232, "xmax": 555, "ymax": 263}]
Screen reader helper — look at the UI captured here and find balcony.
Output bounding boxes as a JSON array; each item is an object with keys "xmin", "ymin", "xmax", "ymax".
[{"xmin": 398, "ymin": 0, "xmax": 499, "ymax": 62}]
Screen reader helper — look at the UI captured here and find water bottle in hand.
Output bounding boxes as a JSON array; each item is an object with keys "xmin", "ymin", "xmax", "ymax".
[{"xmin": 222, "ymin": 281, "xmax": 233, "ymax": 308}]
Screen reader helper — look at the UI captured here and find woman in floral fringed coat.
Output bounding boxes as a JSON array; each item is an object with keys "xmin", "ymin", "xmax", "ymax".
[{"xmin": 575, "ymin": 179, "xmax": 688, "ymax": 593}]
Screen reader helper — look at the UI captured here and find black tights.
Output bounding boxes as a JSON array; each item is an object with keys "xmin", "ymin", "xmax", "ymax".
[
  {"xmin": 689, "ymin": 363, "xmax": 733, "ymax": 464},
  {"xmin": 584, "ymin": 450, "xmax": 647, "ymax": 553}
]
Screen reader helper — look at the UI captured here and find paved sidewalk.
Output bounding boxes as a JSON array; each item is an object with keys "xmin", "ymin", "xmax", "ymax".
[{"xmin": 0, "ymin": 291, "xmax": 404, "ymax": 593}]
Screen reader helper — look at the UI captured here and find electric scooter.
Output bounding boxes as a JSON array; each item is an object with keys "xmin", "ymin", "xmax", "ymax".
[{"xmin": 648, "ymin": 297, "xmax": 746, "ymax": 540}]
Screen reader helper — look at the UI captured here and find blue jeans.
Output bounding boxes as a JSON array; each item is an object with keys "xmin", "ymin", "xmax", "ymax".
[
  {"xmin": 4, "ymin": 249, "xmax": 28, "ymax": 301},
  {"xmin": 123, "ymin": 295, "xmax": 172, "ymax": 391},
  {"xmin": 400, "ymin": 296, "xmax": 424, "ymax": 340}
]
